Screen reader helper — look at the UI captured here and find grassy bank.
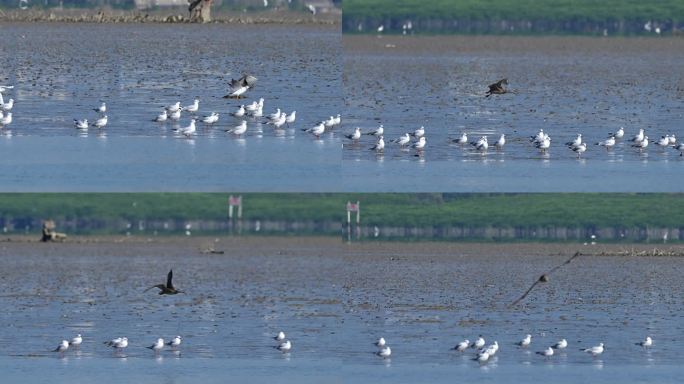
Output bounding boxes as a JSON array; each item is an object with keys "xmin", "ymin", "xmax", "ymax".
[
  {"xmin": 343, "ymin": 0, "xmax": 684, "ymax": 35},
  {"xmin": 0, "ymin": 193, "xmax": 681, "ymax": 228}
]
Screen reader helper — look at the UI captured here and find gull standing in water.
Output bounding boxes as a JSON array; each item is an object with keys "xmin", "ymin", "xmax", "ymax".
[
  {"xmin": 167, "ymin": 336, "xmax": 182, "ymax": 348},
  {"xmin": 596, "ymin": 136, "xmax": 616, "ymax": 149},
  {"xmin": 653, "ymin": 136, "xmax": 671, "ymax": 148},
  {"xmin": 0, "ymin": 112, "xmax": 13, "ymax": 126},
  {"xmin": 166, "ymin": 102, "xmax": 181, "ymax": 113},
  {"xmin": 332, "ymin": 114, "xmax": 341, "ymax": 126},
  {"xmin": 174, "ymin": 119, "xmax": 196, "ymax": 137},
  {"xmin": 274, "ymin": 332, "xmax": 286, "ymax": 342},
  {"xmin": 535, "ymin": 136, "xmax": 551, "ymax": 153},
  {"xmin": 572, "ymin": 142, "xmax": 587, "ymax": 158},
  {"xmin": 476, "ymin": 351, "xmax": 490, "ymax": 363},
  {"xmin": 324, "ymin": 116, "xmax": 336, "ymax": 129},
  {"xmin": 411, "ymin": 126, "xmax": 425, "ymax": 138},
  {"xmin": 231, "ymin": 105, "xmax": 246, "ymax": 118},
  {"xmin": 517, "ymin": 334, "xmax": 532, "ymax": 348},
  {"xmin": 375, "ymin": 337, "xmax": 386, "ymax": 348},
  {"xmin": 472, "ymin": 136, "xmax": 488, "ymax": 152},
  {"xmin": 147, "ymin": 338, "xmax": 165, "ymax": 353},
  {"xmin": 582, "ymin": 342, "xmax": 604, "ymax": 356},
  {"xmin": 267, "ymin": 108, "xmax": 281, "ymax": 122},
  {"xmin": 154, "ymin": 110, "xmax": 168, "ymax": 122},
  {"xmin": 144, "ymin": 269, "xmax": 184, "ymax": 295},
  {"xmin": 345, "ymin": 127, "xmax": 361, "ymax": 141},
  {"xmin": 74, "ymin": 119, "xmax": 89, "ymax": 130},
  {"xmin": 94, "ymin": 102, "xmax": 106, "ymax": 114},
  {"xmin": 553, "ymin": 339, "xmax": 568, "ymax": 350},
  {"xmin": 183, "ymin": 99, "xmax": 199, "ymax": 113},
  {"xmin": 566, "ymin": 134, "xmax": 582, "ymax": 149},
  {"xmin": 412, "ymin": 136, "xmax": 426, "ymax": 151},
  {"xmin": 201, "ymin": 112, "xmax": 219, "ymax": 124},
  {"xmin": 495, "ymin": 134, "xmax": 506, "ymax": 150},
  {"xmin": 105, "ymin": 337, "xmax": 129, "ymax": 351},
  {"xmin": 632, "ymin": 136, "xmax": 649, "ymax": 151},
  {"xmin": 454, "ymin": 132, "xmax": 468, "ymax": 145},
  {"xmin": 1, "ymin": 98, "xmax": 14, "ymax": 111},
  {"xmin": 377, "ymin": 346, "xmax": 391, "ymax": 359},
  {"xmin": 246, "ymin": 98, "xmax": 264, "ymax": 113},
  {"xmin": 276, "ymin": 340, "xmax": 292, "ymax": 353},
  {"xmin": 92, "ymin": 115, "xmax": 107, "ymax": 128},
  {"xmin": 537, "ymin": 347, "xmax": 554, "ymax": 358},
  {"xmin": 70, "ymin": 334, "xmax": 83, "ymax": 348},
  {"xmin": 637, "ymin": 336, "xmax": 653, "ymax": 348},
  {"xmin": 285, "ymin": 111, "xmax": 296, "ymax": 126},
  {"xmin": 371, "ymin": 136, "xmax": 385, "ymax": 152},
  {"xmin": 303, "ymin": 122, "xmax": 325, "ymax": 138},
  {"xmin": 270, "ymin": 113, "xmax": 287, "ymax": 129},
  {"xmin": 366, "ymin": 125, "xmax": 384, "ymax": 137},
  {"xmin": 611, "ymin": 127, "xmax": 625, "ymax": 139},
  {"xmin": 630, "ymin": 128, "xmax": 645, "ymax": 143},
  {"xmin": 391, "ymin": 133, "xmax": 411, "ymax": 147},
  {"xmin": 226, "ymin": 121, "xmax": 247, "ymax": 137},
  {"xmin": 53, "ymin": 340, "xmax": 69, "ymax": 354},
  {"xmin": 169, "ymin": 109, "xmax": 182, "ymax": 121},
  {"xmin": 454, "ymin": 339, "xmax": 470, "ymax": 352},
  {"xmin": 471, "ymin": 336, "xmax": 485, "ymax": 349}
]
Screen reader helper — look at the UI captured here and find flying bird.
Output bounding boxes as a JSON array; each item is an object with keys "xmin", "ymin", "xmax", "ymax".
[
  {"xmin": 224, "ymin": 74, "xmax": 258, "ymax": 99},
  {"xmin": 144, "ymin": 269, "xmax": 183, "ymax": 295},
  {"xmin": 485, "ymin": 78, "xmax": 509, "ymax": 97}
]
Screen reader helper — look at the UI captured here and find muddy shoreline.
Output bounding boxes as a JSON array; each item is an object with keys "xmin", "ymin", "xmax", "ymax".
[
  {"xmin": 1, "ymin": 235, "xmax": 682, "ymax": 258},
  {"xmin": 0, "ymin": 8, "xmax": 339, "ymax": 25}
]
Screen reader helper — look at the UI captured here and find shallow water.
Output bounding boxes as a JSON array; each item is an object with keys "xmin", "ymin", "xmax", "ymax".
[
  {"xmin": 342, "ymin": 36, "xmax": 684, "ymax": 192},
  {"xmin": 0, "ymin": 240, "xmax": 682, "ymax": 382},
  {"xmin": 0, "ymin": 23, "xmax": 341, "ymax": 191}
]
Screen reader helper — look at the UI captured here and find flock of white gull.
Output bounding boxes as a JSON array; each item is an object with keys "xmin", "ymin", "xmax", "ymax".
[
  {"xmin": 345, "ymin": 124, "xmax": 684, "ymax": 157},
  {"xmin": 0, "ymin": 82, "xmax": 343, "ymax": 140},
  {"xmin": 50, "ymin": 330, "xmax": 654, "ymax": 364}
]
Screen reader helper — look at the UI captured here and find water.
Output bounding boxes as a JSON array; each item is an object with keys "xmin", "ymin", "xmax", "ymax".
[
  {"xmin": 1, "ymin": 239, "xmax": 682, "ymax": 382},
  {"xmin": 342, "ymin": 36, "xmax": 684, "ymax": 192},
  {"xmin": 0, "ymin": 23, "xmax": 341, "ymax": 191}
]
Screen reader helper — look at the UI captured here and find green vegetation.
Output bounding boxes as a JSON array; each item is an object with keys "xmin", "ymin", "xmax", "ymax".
[
  {"xmin": 343, "ymin": 0, "xmax": 684, "ymax": 34},
  {"xmin": 0, "ymin": 193, "xmax": 681, "ymax": 229}
]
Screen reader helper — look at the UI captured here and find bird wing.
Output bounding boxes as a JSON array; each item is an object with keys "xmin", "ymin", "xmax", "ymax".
[
  {"xmin": 144, "ymin": 284, "xmax": 166, "ymax": 293},
  {"xmin": 167, "ymin": 269, "xmax": 174, "ymax": 289}
]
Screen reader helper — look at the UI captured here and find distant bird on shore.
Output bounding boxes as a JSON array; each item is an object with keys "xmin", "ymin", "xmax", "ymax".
[
  {"xmin": 224, "ymin": 74, "xmax": 258, "ymax": 99},
  {"xmin": 144, "ymin": 269, "xmax": 183, "ymax": 295},
  {"xmin": 485, "ymin": 78, "xmax": 509, "ymax": 97}
]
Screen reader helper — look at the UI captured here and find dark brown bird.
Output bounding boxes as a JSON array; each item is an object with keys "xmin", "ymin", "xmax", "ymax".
[
  {"xmin": 485, "ymin": 78, "xmax": 508, "ymax": 97},
  {"xmin": 145, "ymin": 269, "xmax": 183, "ymax": 295}
]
